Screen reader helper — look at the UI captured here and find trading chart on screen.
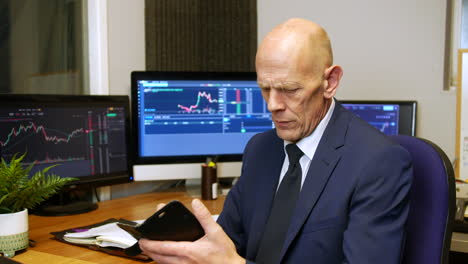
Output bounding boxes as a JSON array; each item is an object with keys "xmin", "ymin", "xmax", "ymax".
[
  {"xmin": 135, "ymin": 79, "xmax": 274, "ymax": 157},
  {"xmin": 139, "ymin": 80, "xmax": 272, "ymax": 135},
  {"xmin": 342, "ymin": 103, "xmax": 400, "ymax": 135},
  {"xmin": 0, "ymin": 106, "xmax": 128, "ymax": 178}
]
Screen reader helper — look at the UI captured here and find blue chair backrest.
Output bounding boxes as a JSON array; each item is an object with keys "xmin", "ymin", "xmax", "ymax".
[{"xmin": 389, "ymin": 135, "xmax": 455, "ymax": 264}]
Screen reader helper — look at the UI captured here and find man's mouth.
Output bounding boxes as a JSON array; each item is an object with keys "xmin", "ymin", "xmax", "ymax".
[{"xmin": 274, "ymin": 120, "xmax": 292, "ymax": 127}]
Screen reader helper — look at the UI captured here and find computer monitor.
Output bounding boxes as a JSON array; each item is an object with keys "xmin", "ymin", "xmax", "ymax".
[
  {"xmin": 340, "ymin": 100, "xmax": 417, "ymax": 136},
  {"xmin": 0, "ymin": 94, "xmax": 133, "ymax": 214},
  {"xmin": 131, "ymin": 71, "xmax": 273, "ymax": 181}
]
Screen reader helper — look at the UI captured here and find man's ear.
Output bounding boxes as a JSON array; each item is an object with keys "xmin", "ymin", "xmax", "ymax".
[{"xmin": 323, "ymin": 65, "xmax": 343, "ymax": 99}]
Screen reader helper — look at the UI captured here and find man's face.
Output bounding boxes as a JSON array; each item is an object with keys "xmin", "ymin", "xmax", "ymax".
[{"xmin": 257, "ymin": 45, "xmax": 330, "ymax": 142}]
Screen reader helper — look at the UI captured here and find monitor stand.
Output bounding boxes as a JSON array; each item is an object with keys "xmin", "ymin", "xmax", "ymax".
[{"xmin": 30, "ymin": 185, "xmax": 98, "ymax": 216}]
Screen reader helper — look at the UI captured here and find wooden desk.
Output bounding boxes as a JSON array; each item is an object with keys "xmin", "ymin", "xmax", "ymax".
[{"xmin": 13, "ymin": 190, "xmax": 225, "ymax": 264}]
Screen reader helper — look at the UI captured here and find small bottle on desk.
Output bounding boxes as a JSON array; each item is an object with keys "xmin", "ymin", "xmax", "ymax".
[{"xmin": 201, "ymin": 161, "xmax": 218, "ymax": 200}]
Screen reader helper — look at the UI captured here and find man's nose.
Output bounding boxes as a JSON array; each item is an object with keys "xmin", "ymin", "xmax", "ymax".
[{"xmin": 267, "ymin": 90, "xmax": 285, "ymax": 112}]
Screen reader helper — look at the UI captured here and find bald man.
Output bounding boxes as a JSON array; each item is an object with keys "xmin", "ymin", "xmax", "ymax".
[{"xmin": 139, "ymin": 18, "xmax": 412, "ymax": 264}]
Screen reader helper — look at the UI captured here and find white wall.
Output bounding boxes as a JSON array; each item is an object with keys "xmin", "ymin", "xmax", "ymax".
[{"xmin": 107, "ymin": 0, "xmax": 456, "ymax": 161}]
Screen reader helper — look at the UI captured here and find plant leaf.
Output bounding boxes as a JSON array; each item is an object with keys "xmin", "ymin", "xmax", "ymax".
[{"xmin": 0, "ymin": 152, "xmax": 77, "ymax": 213}]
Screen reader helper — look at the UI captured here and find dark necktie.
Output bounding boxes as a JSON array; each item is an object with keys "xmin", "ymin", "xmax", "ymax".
[{"xmin": 255, "ymin": 143, "xmax": 304, "ymax": 264}]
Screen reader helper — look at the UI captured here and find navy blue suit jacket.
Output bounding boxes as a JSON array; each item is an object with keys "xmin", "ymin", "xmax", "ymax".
[{"xmin": 217, "ymin": 102, "xmax": 413, "ymax": 264}]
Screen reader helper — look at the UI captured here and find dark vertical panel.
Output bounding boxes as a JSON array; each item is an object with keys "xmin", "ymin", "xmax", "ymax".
[
  {"xmin": 0, "ymin": 0, "xmax": 11, "ymax": 93},
  {"xmin": 443, "ymin": 0, "xmax": 452, "ymax": 90},
  {"xmin": 145, "ymin": 0, "xmax": 257, "ymax": 72}
]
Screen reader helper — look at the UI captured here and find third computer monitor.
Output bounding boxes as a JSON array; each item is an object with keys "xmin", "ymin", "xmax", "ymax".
[{"xmin": 341, "ymin": 100, "xmax": 417, "ymax": 136}]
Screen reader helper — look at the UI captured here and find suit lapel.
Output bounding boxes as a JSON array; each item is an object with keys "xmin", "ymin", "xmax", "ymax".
[
  {"xmin": 279, "ymin": 103, "xmax": 350, "ymax": 261},
  {"xmin": 246, "ymin": 132, "xmax": 285, "ymax": 258}
]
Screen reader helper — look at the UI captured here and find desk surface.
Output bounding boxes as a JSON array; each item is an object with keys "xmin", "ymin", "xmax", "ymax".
[{"xmin": 13, "ymin": 190, "xmax": 225, "ymax": 264}]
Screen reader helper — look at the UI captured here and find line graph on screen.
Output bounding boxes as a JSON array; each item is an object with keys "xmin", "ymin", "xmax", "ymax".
[
  {"xmin": 144, "ymin": 87, "xmax": 220, "ymax": 115},
  {"xmin": 1, "ymin": 121, "xmax": 86, "ymax": 147},
  {"xmin": 0, "ymin": 115, "xmax": 89, "ymax": 165}
]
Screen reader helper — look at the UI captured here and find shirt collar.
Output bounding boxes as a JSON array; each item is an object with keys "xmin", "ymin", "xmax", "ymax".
[{"xmin": 284, "ymin": 99, "xmax": 335, "ymax": 160}]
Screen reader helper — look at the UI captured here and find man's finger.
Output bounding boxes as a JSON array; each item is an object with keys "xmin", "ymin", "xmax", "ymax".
[{"xmin": 191, "ymin": 199, "xmax": 218, "ymax": 233}]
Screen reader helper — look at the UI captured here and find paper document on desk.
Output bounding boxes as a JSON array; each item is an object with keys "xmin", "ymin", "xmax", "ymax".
[{"xmin": 64, "ymin": 220, "xmax": 144, "ymax": 249}]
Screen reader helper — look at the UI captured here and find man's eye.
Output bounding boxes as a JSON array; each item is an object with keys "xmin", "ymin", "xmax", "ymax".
[{"xmin": 285, "ymin": 88, "xmax": 299, "ymax": 94}]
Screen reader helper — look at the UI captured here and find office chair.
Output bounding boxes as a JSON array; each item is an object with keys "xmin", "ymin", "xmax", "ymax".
[{"xmin": 389, "ymin": 135, "xmax": 455, "ymax": 264}]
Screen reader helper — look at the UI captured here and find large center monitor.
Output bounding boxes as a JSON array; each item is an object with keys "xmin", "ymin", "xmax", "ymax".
[
  {"xmin": 131, "ymin": 71, "xmax": 273, "ymax": 180},
  {"xmin": 0, "ymin": 94, "xmax": 133, "ymax": 214}
]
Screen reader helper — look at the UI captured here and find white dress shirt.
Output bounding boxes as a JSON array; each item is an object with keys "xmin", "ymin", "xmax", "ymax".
[{"xmin": 278, "ymin": 99, "xmax": 335, "ymax": 190}]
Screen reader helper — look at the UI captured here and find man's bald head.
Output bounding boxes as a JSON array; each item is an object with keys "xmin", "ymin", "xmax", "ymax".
[
  {"xmin": 256, "ymin": 19, "xmax": 342, "ymax": 142},
  {"xmin": 256, "ymin": 18, "xmax": 333, "ymax": 78}
]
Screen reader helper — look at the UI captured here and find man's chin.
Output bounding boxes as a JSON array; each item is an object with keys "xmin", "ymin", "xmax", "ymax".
[{"xmin": 275, "ymin": 129, "xmax": 299, "ymax": 142}]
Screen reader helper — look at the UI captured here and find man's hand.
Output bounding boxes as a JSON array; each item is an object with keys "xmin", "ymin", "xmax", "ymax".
[{"xmin": 139, "ymin": 199, "xmax": 245, "ymax": 264}]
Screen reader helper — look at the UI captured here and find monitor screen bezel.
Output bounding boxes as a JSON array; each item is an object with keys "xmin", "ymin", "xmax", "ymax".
[
  {"xmin": 0, "ymin": 94, "xmax": 134, "ymax": 187},
  {"xmin": 131, "ymin": 71, "xmax": 261, "ymax": 165},
  {"xmin": 339, "ymin": 100, "xmax": 417, "ymax": 136}
]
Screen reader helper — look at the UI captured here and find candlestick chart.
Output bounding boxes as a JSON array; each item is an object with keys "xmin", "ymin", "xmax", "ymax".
[
  {"xmin": 0, "ymin": 118, "xmax": 87, "ymax": 165},
  {"xmin": 0, "ymin": 107, "xmax": 128, "ymax": 177}
]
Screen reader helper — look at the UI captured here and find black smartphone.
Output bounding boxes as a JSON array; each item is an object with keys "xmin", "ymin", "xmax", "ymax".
[{"xmin": 118, "ymin": 200, "xmax": 205, "ymax": 256}]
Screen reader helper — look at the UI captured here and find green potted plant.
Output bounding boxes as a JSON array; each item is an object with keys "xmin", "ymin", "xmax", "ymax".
[{"xmin": 0, "ymin": 153, "xmax": 76, "ymax": 257}]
